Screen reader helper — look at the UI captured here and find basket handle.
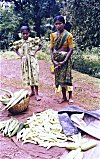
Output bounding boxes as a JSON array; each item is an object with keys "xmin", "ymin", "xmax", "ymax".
[{"xmin": 0, "ymin": 88, "xmax": 13, "ymax": 97}]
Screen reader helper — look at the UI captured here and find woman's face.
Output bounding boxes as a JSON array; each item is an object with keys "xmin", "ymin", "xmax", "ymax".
[
  {"xmin": 54, "ymin": 20, "xmax": 64, "ymax": 32},
  {"xmin": 21, "ymin": 30, "xmax": 30, "ymax": 40}
]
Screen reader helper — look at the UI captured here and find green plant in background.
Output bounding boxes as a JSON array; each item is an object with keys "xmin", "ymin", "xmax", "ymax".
[
  {"xmin": 37, "ymin": 38, "xmax": 51, "ymax": 62},
  {"xmin": 0, "ymin": 4, "xmax": 22, "ymax": 50},
  {"xmin": 73, "ymin": 47, "xmax": 100, "ymax": 78}
]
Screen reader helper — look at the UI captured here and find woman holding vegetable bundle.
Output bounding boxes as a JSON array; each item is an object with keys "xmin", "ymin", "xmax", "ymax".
[
  {"xmin": 50, "ymin": 15, "xmax": 74, "ymax": 104},
  {"xmin": 15, "ymin": 25, "xmax": 42, "ymax": 101}
]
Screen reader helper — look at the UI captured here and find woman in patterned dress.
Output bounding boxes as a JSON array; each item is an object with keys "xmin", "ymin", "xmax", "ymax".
[
  {"xmin": 50, "ymin": 16, "xmax": 74, "ymax": 104},
  {"xmin": 15, "ymin": 26, "xmax": 42, "ymax": 101}
]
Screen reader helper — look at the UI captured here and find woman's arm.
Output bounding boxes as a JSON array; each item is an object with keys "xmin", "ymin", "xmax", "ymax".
[
  {"xmin": 64, "ymin": 48, "xmax": 73, "ymax": 61},
  {"xmin": 34, "ymin": 44, "xmax": 42, "ymax": 55},
  {"xmin": 29, "ymin": 44, "xmax": 42, "ymax": 56},
  {"xmin": 59, "ymin": 48, "xmax": 73, "ymax": 65}
]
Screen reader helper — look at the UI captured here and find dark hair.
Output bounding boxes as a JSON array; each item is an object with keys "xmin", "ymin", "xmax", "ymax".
[
  {"xmin": 54, "ymin": 15, "xmax": 65, "ymax": 24},
  {"xmin": 20, "ymin": 26, "xmax": 30, "ymax": 32},
  {"xmin": 64, "ymin": 22, "xmax": 72, "ymax": 32}
]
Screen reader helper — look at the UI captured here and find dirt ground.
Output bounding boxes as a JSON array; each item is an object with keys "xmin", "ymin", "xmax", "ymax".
[{"xmin": 0, "ymin": 57, "xmax": 100, "ymax": 159}]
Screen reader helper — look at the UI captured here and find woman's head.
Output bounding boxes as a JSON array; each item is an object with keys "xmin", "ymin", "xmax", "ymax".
[
  {"xmin": 54, "ymin": 15, "xmax": 65, "ymax": 24},
  {"xmin": 20, "ymin": 26, "xmax": 30, "ymax": 40},
  {"xmin": 54, "ymin": 15, "xmax": 65, "ymax": 32}
]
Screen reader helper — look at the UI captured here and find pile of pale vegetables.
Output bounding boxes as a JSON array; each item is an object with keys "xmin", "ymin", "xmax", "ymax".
[
  {"xmin": 0, "ymin": 108, "xmax": 97, "ymax": 158},
  {"xmin": 17, "ymin": 109, "xmax": 68, "ymax": 148},
  {"xmin": 0, "ymin": 89, "xmax": 28, "ymax": 111}
]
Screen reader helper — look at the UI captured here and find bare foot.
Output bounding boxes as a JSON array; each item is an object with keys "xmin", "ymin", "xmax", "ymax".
[
  {"xmin": 35, "ymin": 95, "xmax": 41, "ymax": 101},
  {"xmin": 29, "ymin": 92, "xmax": 35, "ymax": 97},
  {"xmin": 68, "ymin": 99, "xmax": 74, "ymax": 104},
  {"xmin": 58, "ymin": 98, "xmax": 67, "ymax": 104}
]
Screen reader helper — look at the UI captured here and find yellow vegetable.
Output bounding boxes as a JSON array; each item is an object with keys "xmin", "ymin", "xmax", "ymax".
[
  {"xmin": 81, "ymin": 140, "xmax": 97, "ymax": 151},
  {"xmin": 65, "ymin": 142, "xmax": 80, "ymax": 150}
]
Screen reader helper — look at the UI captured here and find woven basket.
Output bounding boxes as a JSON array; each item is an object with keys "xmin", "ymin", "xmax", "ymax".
[{"xmin": 8, "ymin": 96, "xmax": 30, "ymax": 114}]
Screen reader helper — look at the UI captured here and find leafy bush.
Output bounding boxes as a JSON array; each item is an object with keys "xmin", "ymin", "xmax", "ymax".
[{"xmin": 73, "ymin": 48, "xmax": 100, "ymax": 78}]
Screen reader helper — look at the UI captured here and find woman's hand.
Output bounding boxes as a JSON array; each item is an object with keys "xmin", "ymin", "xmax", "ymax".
[
  {"xmin": 59, "ymin": 60, "xmax": 66, "ymax": 65},
  {"xmin": 53, "ymin": 60, "xmax": 59, "ymax": 66},
  {"xmin": 53, "ymin": 61, "xmax": 61, "ymax": 70}
]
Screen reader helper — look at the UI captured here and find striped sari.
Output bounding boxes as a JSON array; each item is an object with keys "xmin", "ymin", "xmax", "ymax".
[{"xmin": 53, "ymin": 31, "xmax": 73, "ymax": 88}]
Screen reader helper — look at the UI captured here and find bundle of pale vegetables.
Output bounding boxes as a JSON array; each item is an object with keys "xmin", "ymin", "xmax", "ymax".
[
  {"xmin": 17, "ymin": 109, "xmax": 97, "ymax": 153},
  {"xmin": 0, "ymin": 118, "xmax": 23, "ymax": 137},
  {"xmin": 0, "ymin": 89, "xmax": 28, "ymax": 111}
]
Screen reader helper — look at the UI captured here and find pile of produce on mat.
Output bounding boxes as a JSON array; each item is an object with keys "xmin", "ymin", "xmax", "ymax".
[{"xmin": 0, "ymin": 109, "xmax": 97, "ymax": 157}]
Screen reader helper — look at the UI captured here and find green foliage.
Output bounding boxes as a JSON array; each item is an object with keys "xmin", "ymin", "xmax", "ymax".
[
  {"xmin": 0, "ymin": 5, "xmax": 22, "ymax": 50},
  {"xmin": 73, "ymin": 0, "xmax": 100, "ymax": 50},
  {"xmin": 73, "ymin": 48, "xmax": 100, "ymax": 78},
  {"xmin": 9, "ymin": 0, "xmax": 60, "ymax": 37}
]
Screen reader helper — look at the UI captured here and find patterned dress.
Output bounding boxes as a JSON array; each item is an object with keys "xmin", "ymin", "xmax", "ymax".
[
  {"xmin": 14, "ymin": 37, "xmax": 41, "ymax": 86},
  {"xmin": 50, "ymin": 30, "xmax": 74, "ymax": 90}
]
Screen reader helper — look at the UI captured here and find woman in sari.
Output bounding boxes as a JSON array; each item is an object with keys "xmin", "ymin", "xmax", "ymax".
[{"xmin": 50, "ymin": 15, "xmax": 74, "ymax": 104}]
